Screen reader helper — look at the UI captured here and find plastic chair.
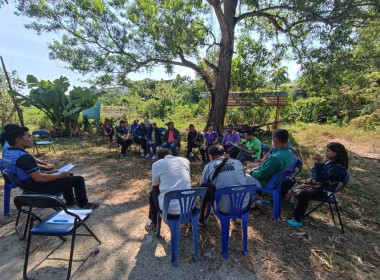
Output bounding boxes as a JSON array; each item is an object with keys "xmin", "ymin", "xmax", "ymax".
[
  {"xmin": 0, "ymin": 159, "xmax": 18, "ymax": 216},
  {"xmin": 2, "ymin": 170, "xmax": 62, "ymax": 240},
  {"xmin": 209, "ymin": 185, "xmax": 256, "ymax": 259},
  {"xmin": 14, "ymin": 194, "xmax": 101, "ymax": 280},
  {"xmin": 156, "ymin": 187, "xmax": 207, "ymax": 267},
  {"xmin": 253, "ymin": 170, "xmax": 286, "ymax": 220},
  {"xmin": 32, "ymin": 130, "xmax": 55, "ymax": 154},
  {"xmin": 260, "ymin": 143, "xmax": 269, "ymax": 158},
  {"xmin": 303, "ymin": 172, "xmax": 350, "ymax": 233}
]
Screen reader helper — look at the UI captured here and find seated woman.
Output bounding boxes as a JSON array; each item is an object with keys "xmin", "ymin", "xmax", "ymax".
[
  {"xmin": 287, "ymin": 142, "xmax": 348, "ymax": 227},
  {"xmin": 200, "ymin": 123, "xmax": 218, "ymax": 163},
  {"xmin": 185, "ymin": 124, "xmax": 200, "ymax": 158},
  {"xmin": 103, "ymin": 118, "xmax": 114, "ymax": 143}
]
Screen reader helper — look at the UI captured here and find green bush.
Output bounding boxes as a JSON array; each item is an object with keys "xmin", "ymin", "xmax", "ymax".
[
  {"xmin": 291, "ymin": 97, "xmax": 331, "ymax": 123},
  {"xmin": 350, "ymin": 111, "xmax": 380, "ymax": 130}
]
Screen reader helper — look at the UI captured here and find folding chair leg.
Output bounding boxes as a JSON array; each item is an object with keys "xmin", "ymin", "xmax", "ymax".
[
  {"xmin": 15, "ymin": 207, "xmax": 32, "ymax": 240},
  {"xmin": 67, "ymin": 225, "xmax": 77, "ymax": 280},
  {"xmin": 303, "ymin": 201, "xmax": 325, "ymax": 219},
  {"xmin": 334, "ymin": 203, "xmax": 345, "ymax": 234},
  {"xmin": 79, "ymin": 221, "xmax": 101, "ymax": 244},
  {"xmin": 328, "ymin": 202, "xmax": 337, "ymax": 225},
  {"xmin": 23, "ymin": 217, "xmax": 34, "ymax": 280}
]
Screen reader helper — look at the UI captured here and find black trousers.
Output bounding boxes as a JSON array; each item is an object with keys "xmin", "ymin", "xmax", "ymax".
[
  {"xmin": 293, "ymin": 188, "xmax": 328, "ymax": 221},
  {"xmin": 33, "ymin": 175, "xmax": 88, "ymax": 207},
  {"xmin": 118, "ymin": 139, "xmax": 132, "ymax": 155},
  {"xmin": 186, "ymin": 141, "xmax": 200, "ymax": 158},
  {"xmin": 200, "ymin": 143, "xmax": 213, "ymax": 161},
  {"xmin": 148, "ymin": 190, "xmax": 160, "ymax": 225},
  {"xmin": 224, "ymin": 146, "xmax": 240, "ymax": 159},
  {"xmin": 134, "ymin": 137, "xmax": 147, "ymax": 153}
]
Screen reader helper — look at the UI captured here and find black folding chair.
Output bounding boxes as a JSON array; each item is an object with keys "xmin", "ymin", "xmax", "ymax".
[
  {"xmin": 2, "ymin": 170, "xmax": 62, "ymax": 240},
  {"xmin": 303, "ymin": 172, "xmax": 350, "ymax": 234},
  {"xmin": 14, "ymin": 194, "xmax": 101, "ymax": 280}
]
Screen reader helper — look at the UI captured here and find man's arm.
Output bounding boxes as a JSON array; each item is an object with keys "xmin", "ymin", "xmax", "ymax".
[
  {"xmin": 29, "ymin": 170, "xmax": 70, "ymax": 183},
  {"xmin": 250, "ymin": 157, "xmax": 278, "ymax": 179},
  {"xmin": 33, "ymin": 156, "xmax": 55, "ymax": 170}
]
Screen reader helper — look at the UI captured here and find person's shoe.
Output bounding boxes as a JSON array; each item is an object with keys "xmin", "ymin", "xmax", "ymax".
[
  {"xmin": 287, "ymin": 218, "xmax": 303, "ymax": 227},
  {"xmin": 254, "ymin": 199, "xmax": 262, "ymax": 206},
  {"xmin": 262, "ymin": 200, "xmax": 272, "ymax": 206},
  {"xmin": 120, "ymin": 154, "xmax": 125, "ymax": 159},
  {"xmin": 189, "ymin": 152, "xmax": 194, "ymax": 157},
  {"xmin": 198, "ymin": 218, "xmax": 206, "ymax": 227},
  {"xmin": 151, "ymin": 155, "xmax": 157, "ymax": 160},
  {"xmin": 84, "ymin": 202, "xmax": 99, "ymax": 210},
  {"xmin": 145, "ymin": 154, "xmax": 150, "ymax": 158}
]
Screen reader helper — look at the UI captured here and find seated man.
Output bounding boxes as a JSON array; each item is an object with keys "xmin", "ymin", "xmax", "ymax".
[
  {"xmin": 2, "ymin": 125, "xmax": 98, "ymax": 209},
  {"xmin": 246, "ymin": 129, "xmax": 294, "ymax": 190},
  {"xmin": 199, "ymin": 144, "xmax": 257, "ymax": 225},
  {"xmin": 237, "ymin": 129, "xmax": 261, "ymax": 165},
  {"xmin": 185, "ymin": 124, "xmax": 200, "ymax": 158},
  {"xmin": 222, "ymin": 124, "xmax": 241, "ymax": 159},
  {"xmin": 146, "ymin": 148, "xmax": 191, "ymax": 232},
  {"xmin": 116, "ymin": 120, "xmax": 132, "ymax": 158},
  {"xmin": 161, "ymin": 121, "xmax": 181, "ymax": 156},
  {"xmin": 102, "ymin": 118, "xmax": 115, "ymax": 143},
  {"xmin": 133, "ymin": 122, "xmax": 147, "ymax": 157},
  {"xmin": 145, "ymin": 121, "xmax": 161, "ymax": 160}
]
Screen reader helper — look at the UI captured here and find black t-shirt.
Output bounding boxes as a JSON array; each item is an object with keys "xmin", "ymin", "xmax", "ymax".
[{"xmin": 9, "ymin": 148, "xmax": 39, "ymax": 174}]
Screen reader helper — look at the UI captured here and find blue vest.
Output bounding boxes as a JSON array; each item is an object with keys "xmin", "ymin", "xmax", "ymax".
[{"xmin": 2, "ymin": 149, "xmax": 39, "ymax": 184}]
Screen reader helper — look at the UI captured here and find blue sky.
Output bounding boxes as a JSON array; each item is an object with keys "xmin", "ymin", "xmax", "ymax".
[{"xmin": 0, "ymin": 4, "xmax": 300, "ymax": 91}]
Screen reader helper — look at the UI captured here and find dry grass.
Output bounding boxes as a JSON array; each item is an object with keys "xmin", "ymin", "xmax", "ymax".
[{"xmin": 1, "ymin": 124, "xmax": 380, "ymax": 279}]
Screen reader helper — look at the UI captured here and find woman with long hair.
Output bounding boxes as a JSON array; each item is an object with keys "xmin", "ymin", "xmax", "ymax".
[{"xmin": 287, "ymin": 142, "xmax": 348, "ymax": 227}]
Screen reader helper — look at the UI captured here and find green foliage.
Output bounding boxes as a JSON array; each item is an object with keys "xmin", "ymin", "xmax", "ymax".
[
  {"xmin": 291, "ymin": 97, "xmax": 331, "ymax": 123},
  {"xmin": 13, "ymin": 75, "xmax": 97, "ymax": 131},
  {"xmin": 350, "ymin": 111, "xmax": 380, "ymax": 130}
]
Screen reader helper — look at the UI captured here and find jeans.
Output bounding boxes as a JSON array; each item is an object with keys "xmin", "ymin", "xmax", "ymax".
[
  {"xmin": 146, "ymin": 140, "xmax": 159, "ymax": 156},
  {"xmin": 293, "ymin": 187, "xmax": 328, "ymax": 222},
  {"xmin": 237, "ymin": 150, "xmax": 257, "ymax": 165},
  {"xmin": 162, "ymin": 142, "xmax": 178, "ymax": 156},
  {"xmin": 32, "ymin": 175, "xmax": 89, "ymax": 207}
]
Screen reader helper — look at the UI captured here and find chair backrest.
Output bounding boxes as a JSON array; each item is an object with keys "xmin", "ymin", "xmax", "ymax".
[
  {"xmin": 2, "ymin": 170, "xmax": 36, "ymax": 193},
  {"xmin": 265, "ymin": 170, "xmax": 286, "ymax": 190},
  {"xmin": 14, "ymin": 194, "xmax": 66, "ymax": 211},
  {"xmin": 32, "ymin": 130, "xmax": 50, "ymax": 136},
  {"xmin": 261, "ymin": 143, "xmax": 269, "ymax": 151},
  {"xmin": 213, "ymin": 185, "xmax": 256, "ymax": 217},
  {"xmin": 162, "ymin": 188, "xmax": 207, "ymax": 221},
  {"xmin": 294, "ymin": 158, "xmax": 303, "ymax": 176},
  {"xmin": 334, "ymin": 172, "xmax": 350, "ymax": 194}
]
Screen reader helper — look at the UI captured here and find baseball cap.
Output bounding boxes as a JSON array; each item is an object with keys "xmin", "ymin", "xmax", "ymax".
[{"xmin": 138, "ymin": 122, "xmax": 145, "ymax": 127}]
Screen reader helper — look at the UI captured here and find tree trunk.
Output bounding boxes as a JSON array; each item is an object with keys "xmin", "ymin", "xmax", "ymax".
[
  {"xmin": 207, "ymin": 42, "xmax": 233, "ymax": 134},
  {"xmin": 206, "ymin": 0, "xmax": 237, "ymax": 135}
]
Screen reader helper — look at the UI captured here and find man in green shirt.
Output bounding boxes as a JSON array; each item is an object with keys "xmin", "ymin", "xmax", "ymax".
[
  {"xmin": 247, "ymin": 129, "xmax": 294, "ymax": 188},
  {"xmin": 237, "ymin": 130, "xmax": 261, "ymax": 165}
]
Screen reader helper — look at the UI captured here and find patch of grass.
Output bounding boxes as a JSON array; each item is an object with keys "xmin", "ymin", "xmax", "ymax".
[{"xmin": 9, "ymin": 124, "xmax": 380, "ymax": 280}]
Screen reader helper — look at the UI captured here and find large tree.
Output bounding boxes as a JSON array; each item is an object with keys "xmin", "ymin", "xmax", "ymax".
[{"xmin": 13, "ymin": 0, "xmax": 379, "ymax": 132}]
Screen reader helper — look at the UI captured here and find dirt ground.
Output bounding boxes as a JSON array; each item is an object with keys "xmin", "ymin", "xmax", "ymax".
[{"xmin": 0, "ymin": 135, "xmax": 379, "ymax": 280}]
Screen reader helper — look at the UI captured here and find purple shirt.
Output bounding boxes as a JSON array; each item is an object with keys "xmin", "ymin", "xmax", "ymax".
[
  {"xmin": 204, "ymin": 131, "xmax": 219, "ymax": 144},
  {"xmin": 222, "ymin": 130, "xmax": 241, "ymax": 147}
]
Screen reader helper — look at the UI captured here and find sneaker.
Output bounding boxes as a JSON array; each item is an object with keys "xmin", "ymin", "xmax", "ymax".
[
  {"xmin": 262, "ymin": 200, "xmax": 272, "ymax": 206},
  {"xmin": 198, "ymin": 218, "xmax": 206, "ymax": 227},
  {"xmin": 120, "ymin": 154, "xmax": 125, "ymax": 159},
  {"xmin": 189, "ymin": 152, "xmax": 194, "ymax": 157},
  {"xmin": 151, "ymin": 155, "xmax": 157, "ymax": 160},
  {"xmin": 254, "ymin": 199, "xmax": 262, "ymax": 206},
  {"xmin": 287, "ymin": 218, "xmax": 303, "ymax": 227},
  {"xmin": 145, "ymin": 154, "xmax": 150, "ymax": 158},
  {"xmin": 84, "ymin": 202, "xmax": 99, "ymax": 210}
]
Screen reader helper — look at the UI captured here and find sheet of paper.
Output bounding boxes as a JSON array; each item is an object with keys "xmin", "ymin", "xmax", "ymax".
[
  {"xmin": 46, "ymin": 209, "xmax": 92, "ymax": 224},
  {"xmin": 58, "ymin": 163, "xmax": 76, "ymax": 173}
]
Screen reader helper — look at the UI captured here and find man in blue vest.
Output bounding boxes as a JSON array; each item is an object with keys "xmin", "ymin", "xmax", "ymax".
[{"xmin": 2, "ymin": 125, "xmax": 98, "ymax": 209}]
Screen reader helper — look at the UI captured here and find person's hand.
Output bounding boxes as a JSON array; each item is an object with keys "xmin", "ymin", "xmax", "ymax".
[
  {"xmin": 313, "ymin": 154, "xmax": 324, "ymax": 163},
  {"xmin": 45, "ymin": 163, "xmax": 55, "ymax": 169},
  {"xmin": 59, "ymin": 171, "xmax": 70, "ymax": 178},
  {"xmin": 227, "ymin": 147, "xmax": 232, "ymax": 152},
  {"xmin": 245, "ymin": 169, "xmax": 251, "ymax": 174}
]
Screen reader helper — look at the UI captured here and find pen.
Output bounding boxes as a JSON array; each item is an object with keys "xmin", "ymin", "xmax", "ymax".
[{"xmin": 53, "ymin": 219, "xmax": 69, "ymax": 222}]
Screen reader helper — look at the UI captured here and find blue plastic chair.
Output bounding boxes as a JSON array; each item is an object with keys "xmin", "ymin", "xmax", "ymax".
[
  {"xmin": 1, "ymin": 159, "xmax": 18, "ymax": 216},
  {"xmin": 156, "ymin": 187, "xmax": 207, "ymax": 267},
  {"xmin": 14, "ymin": 194, "xmax": 101, "ymax": 280},
  {"xmin": 253, "ymin": 170, "xmax": 286, "ymax": 221},
  {"xmin": 32, "ymin": 130, "xmax": 55, "ymax": 154},
  {"xmin": 303, "ymin": 173, "xmax": 350, "ymax": 233},
  {"xmin": 209, "ymin": 185, "xmax": 256, "ymax": 259}
]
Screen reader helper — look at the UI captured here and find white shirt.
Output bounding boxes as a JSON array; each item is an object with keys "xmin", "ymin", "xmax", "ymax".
[{"xmin": 152, "ymin": 155, "xmax": 191, "ymax": 214}]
